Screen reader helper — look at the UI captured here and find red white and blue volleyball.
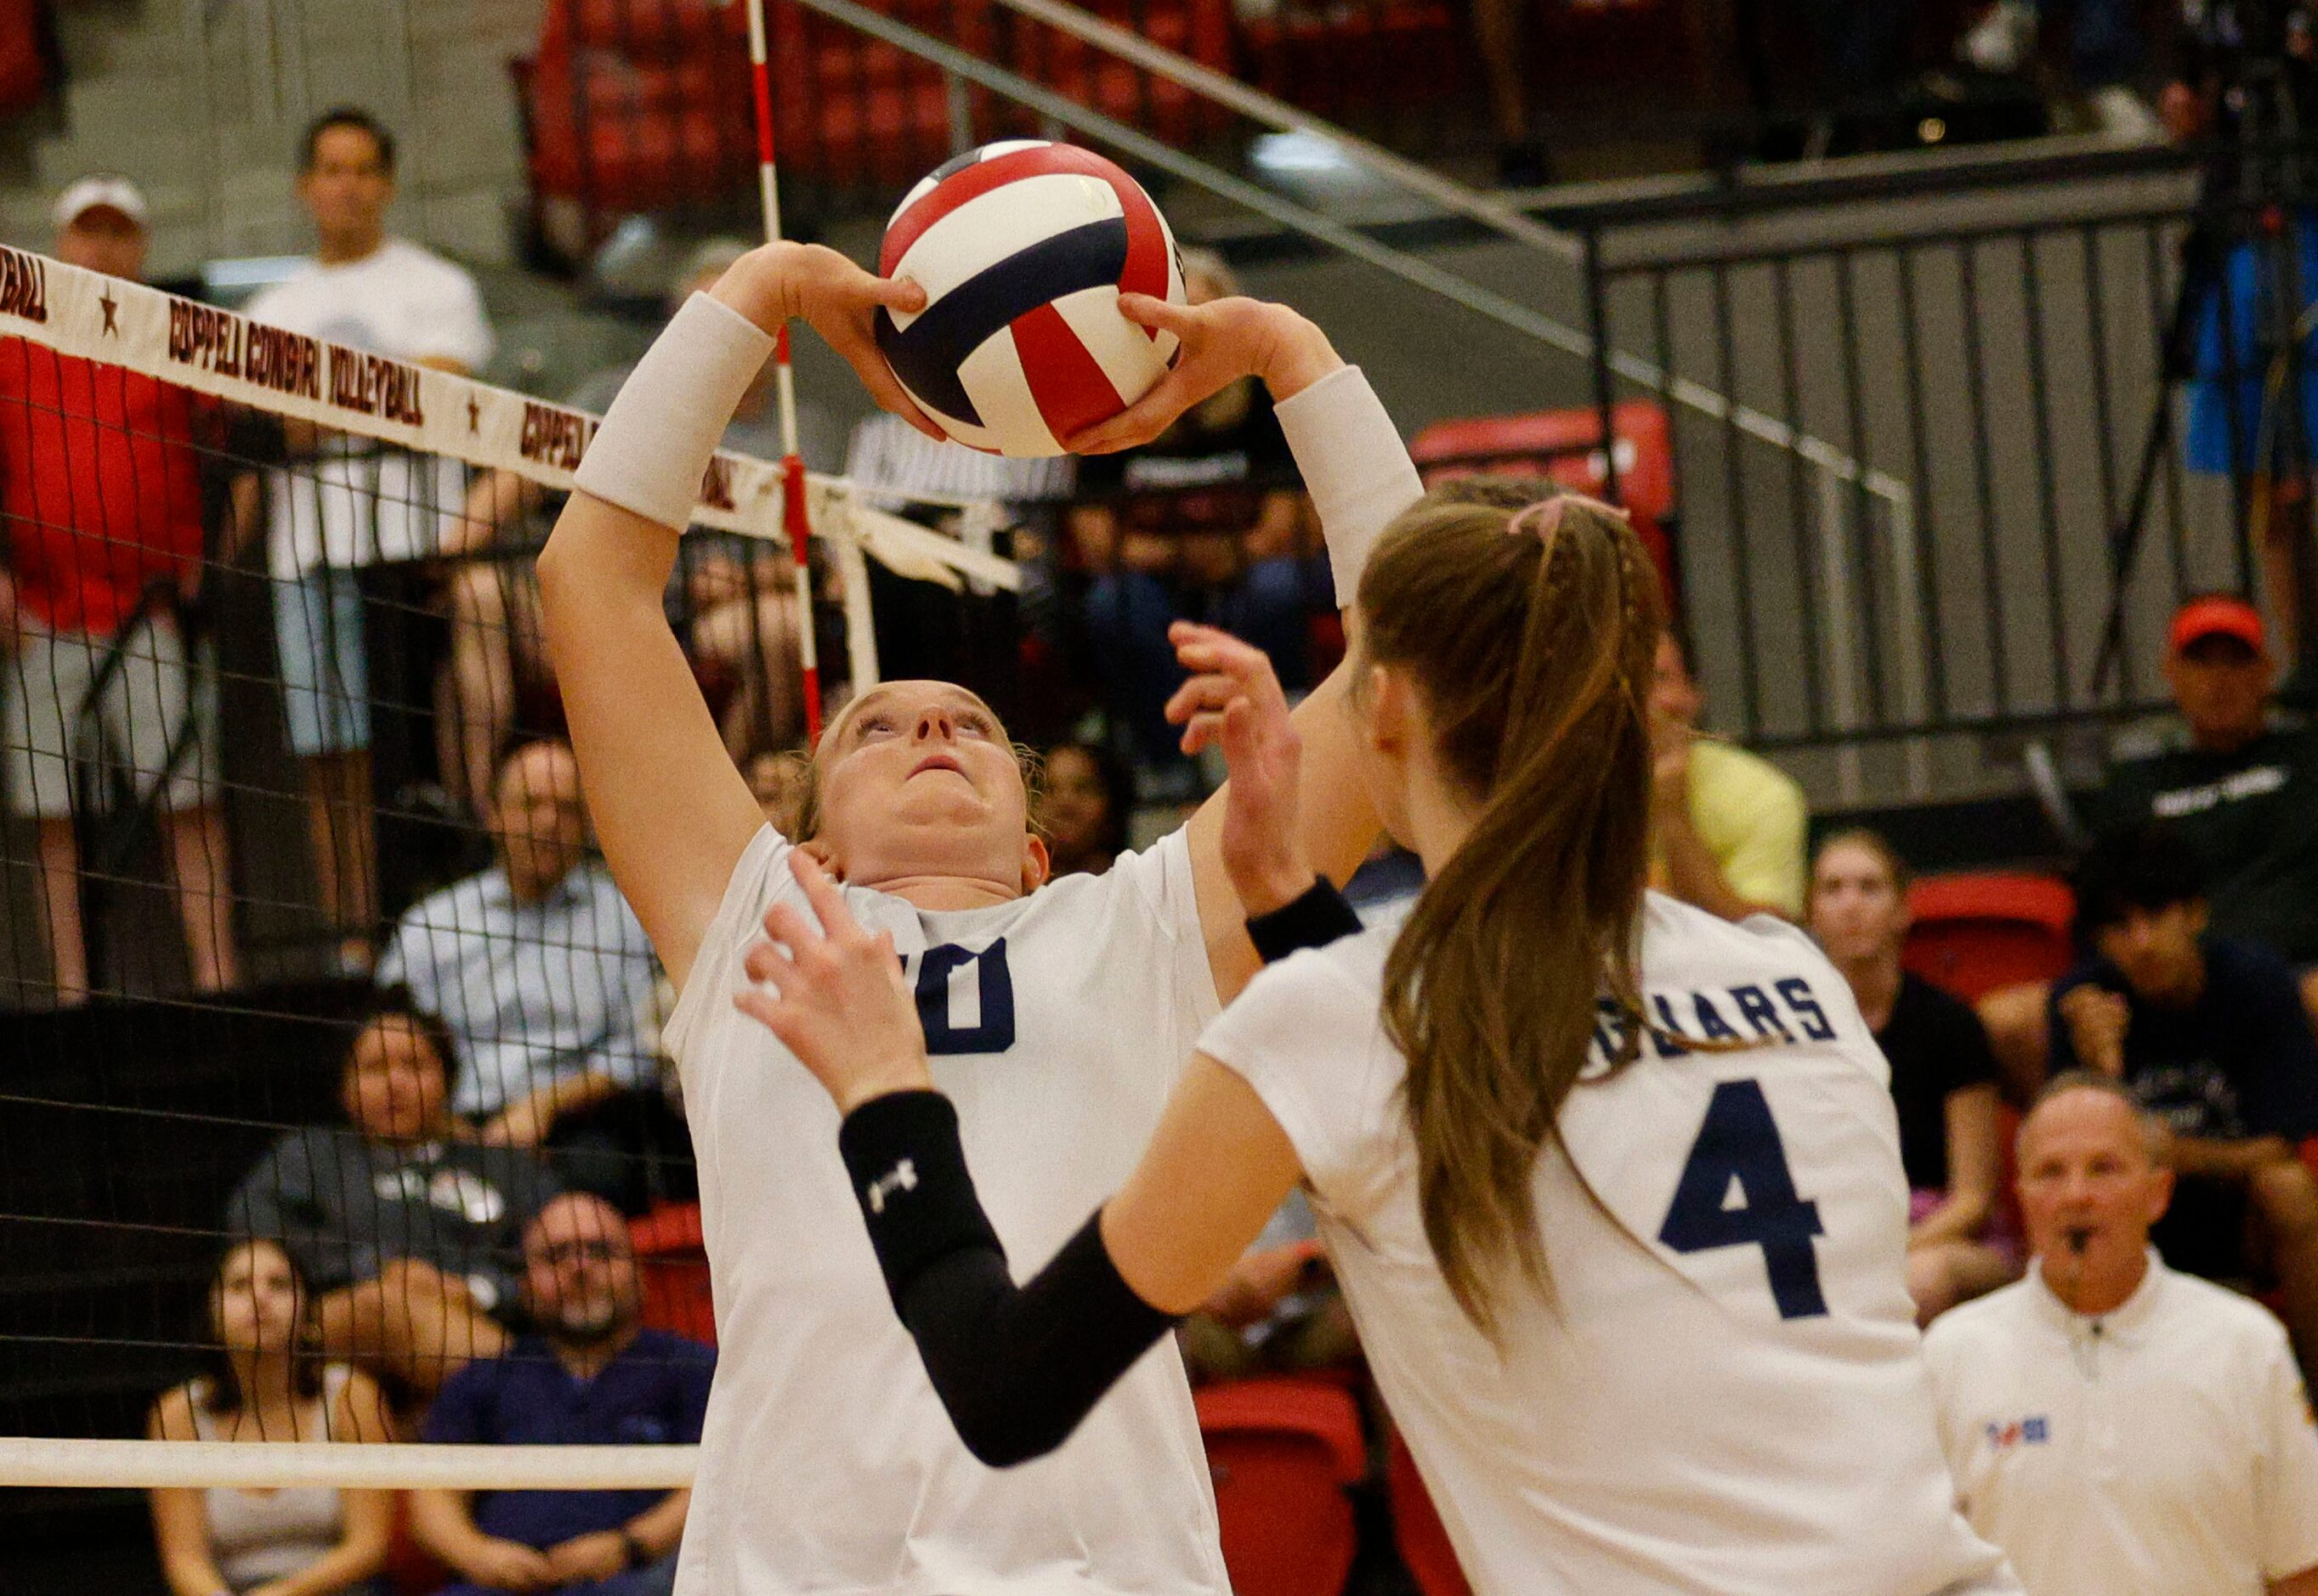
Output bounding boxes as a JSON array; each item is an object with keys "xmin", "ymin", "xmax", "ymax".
[{"xmin": 875, "ymin": 141, "xmax": 1187, "ymax": 458}]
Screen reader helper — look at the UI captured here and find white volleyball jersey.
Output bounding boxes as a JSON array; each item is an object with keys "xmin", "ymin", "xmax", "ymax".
[
  {"xmin": 662, "ymin": 824, "xmax": 1230, "ymax": 1595},
  {"xmin": 1199, "ymin": 892, "xmax": 2018, "ymax": 1596}
]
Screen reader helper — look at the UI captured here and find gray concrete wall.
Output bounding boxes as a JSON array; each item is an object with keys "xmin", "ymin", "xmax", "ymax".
[{"xmin": 0, "ymin": 0, "xmax": 539, "ymax": 275}]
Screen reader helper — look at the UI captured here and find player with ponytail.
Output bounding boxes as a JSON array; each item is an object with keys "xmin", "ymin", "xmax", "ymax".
[{"xmin": 750, "ymin": 488, "xmax": 2019, "ymax": 1593}]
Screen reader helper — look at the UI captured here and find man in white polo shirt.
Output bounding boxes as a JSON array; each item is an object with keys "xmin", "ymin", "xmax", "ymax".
[{"xmin": 1924, "ymin": 1072, "xmax": 2318, "ymax": 1595}]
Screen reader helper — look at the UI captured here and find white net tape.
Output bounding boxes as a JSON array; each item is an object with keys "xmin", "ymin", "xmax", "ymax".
[
  {"xmin": 0, "ymin": 1437, "xmax": 695, "ymax": 1491},
  {"xmin": 0, "ymin": 244, "xmax": 1017, "ymax": 600}
]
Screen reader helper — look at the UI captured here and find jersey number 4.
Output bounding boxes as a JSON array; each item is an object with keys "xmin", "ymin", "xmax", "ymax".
[{"xmin": 1657, "ymin": 1078, "xmax": 1829, "ymax": 1320}]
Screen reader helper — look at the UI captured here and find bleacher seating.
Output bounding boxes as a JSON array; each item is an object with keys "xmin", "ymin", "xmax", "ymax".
[
  {"xmin": 1901, "ymin": 872, "xmax": 2076, "ymax": 1005},
  {"xmin": 1238, "ymin": 0, "xmax": 1463, "ymax": 127},
  {"xmin": 513, "ymin": 0, "xmax": 758, "ymax": 253},
  {"xmin": 1386, "ymin": 1430, "xmax": 1468, "ymax": 1596},
  {"xmin": 1000, "ymin": 0, "xmax": 1233, "ymax": 148},
  {"xmin": 632, "ymin": 1199, "xmax": 717, "ymax": 1345},
  {"xmin": 768, "ymin": 0, "xmax": 998, "ymax": 187},
  {"xmin": 1193, "ymin": 1374, "xmax": 1365, "ymax": 1596},
  {"xmin": 0, "ymin": 0, "xmax": 45, "ymax": 116}
]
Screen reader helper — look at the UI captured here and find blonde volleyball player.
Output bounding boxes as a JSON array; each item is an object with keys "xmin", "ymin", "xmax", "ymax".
[
  {"xmin": 745, "ymin": 495, "xmax": 2025, "ymax": 1595},
  {"xmin": 537, "ymin": 241, "xmax": 1419, "ymax": 1593}
]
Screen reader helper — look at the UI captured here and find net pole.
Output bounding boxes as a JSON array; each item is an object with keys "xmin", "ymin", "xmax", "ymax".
[{"xmin": 745, "ymin": 0, "xmax": 826, "ymax": 744}]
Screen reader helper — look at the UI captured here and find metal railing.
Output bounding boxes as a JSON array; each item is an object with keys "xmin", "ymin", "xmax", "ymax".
[{"xmin": 1559, "ymin": 144, "xmax": 2284, "ymax": 806}]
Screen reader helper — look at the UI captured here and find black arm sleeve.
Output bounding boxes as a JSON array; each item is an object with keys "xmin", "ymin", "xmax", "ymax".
[
  {"xmin": 837, "ymin": 1091, "xmax": 1179, "ymax": 1469},
  {"xmin": 1244, "ymin": 876, "xmax": 1363, "ymax": 964}
]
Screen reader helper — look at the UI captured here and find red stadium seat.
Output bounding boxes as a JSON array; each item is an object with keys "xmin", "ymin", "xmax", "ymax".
[
  {"xmin": 1003, "ymin": 0, "xmax": 1235, "ymax": 147},
  {"xmin": 0, "ymin": 0, "xmax": 44, "ymax": 116},
  {"xmin": 1386, "ymin": 1430, "xmax": 1469, "ymax": 1596},
  {"xmin": 1238, "ymin": 0, "xmax": 1465, "ymax": 125},
  {"xmin": 514, "ymin": 0, "xmax": 757, "ymax": 250},
  {"xmin": 1408, "ymin": 403, "xmax": 1679, "ymax": 609},
  {"xmin": 632, "ymin": 1200, "xmax": 717, "ymax": 1345},
  {"xmin": 768, "ymin": 0, "xmax": 997, "ymax": 187},
  {"xmin": 384, "ymin": 1494, "xmax": 451, "ymax": 1594},
  {"xmin": 1901, "ymin": 872, "xmax": 2076, "ymax": 1005},
  {"xmin": 1195, "ymin": 1375, "xmax": 1364, "ymax": 1596}
]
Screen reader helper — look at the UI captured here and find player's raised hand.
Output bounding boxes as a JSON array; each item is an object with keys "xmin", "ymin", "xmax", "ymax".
[
  {"xmin": 710, "ymin": 241, "xmax": 942, "ymax": 440},
  {"xmin": 1166, "ymin": 621, "xmax": 1314, "ymax": 918},
  {"xmin": 1066, "ymin": 295, "xmax": 1342, "ymax": 455},
  {"xmin": 735, "ymin": 852, "xmax": 933, "ymax": 1113}
]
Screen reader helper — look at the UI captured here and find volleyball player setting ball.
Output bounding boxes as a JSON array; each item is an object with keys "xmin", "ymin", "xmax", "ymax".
[
  {"xmin": 744, "ymin": 509, "xmax": 2030, "ymax": 1586},
  {"xmin": 541, "ymin": 145, "xmax": 1423, "ymax": 1592}
]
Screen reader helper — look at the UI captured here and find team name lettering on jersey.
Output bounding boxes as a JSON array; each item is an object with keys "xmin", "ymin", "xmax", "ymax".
[
  {"xmin": 1591, "ymin": 973, "xmax": 1840, "ymax": 1063},
  {"xmin": 908, "ymin": 939, "xmax": 1017, "ymax": 1055}
]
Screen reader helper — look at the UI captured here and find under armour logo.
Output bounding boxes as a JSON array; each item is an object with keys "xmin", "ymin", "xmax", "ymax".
[{"xmin": 866, "ymin": 1159, "xmax": 919, "ymax": 1214}]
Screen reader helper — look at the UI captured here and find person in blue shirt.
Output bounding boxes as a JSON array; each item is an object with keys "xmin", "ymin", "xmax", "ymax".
[
  {"xmin": 413, "ymin": 1192, "xmax": 711, "ymax": 1594},
  {"xmin": 2048, "ymin": 823, "xmax": 2318, "ymax": 1378},
  {"xmin": 378, "ymin": 739, "xmax": 663, "ymax": 1208}
]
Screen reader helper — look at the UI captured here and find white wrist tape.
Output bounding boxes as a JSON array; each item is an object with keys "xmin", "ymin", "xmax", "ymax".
[
  {"xmin": 1274, "ymin": 365, "xmax": 1425, "ymax": 603},
  {"xmin": 573, "ymin": 292, "xmax": 776, "ymax": 532}
]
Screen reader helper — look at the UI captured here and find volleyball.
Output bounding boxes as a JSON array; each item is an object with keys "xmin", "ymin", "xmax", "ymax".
[{"xmin": 873, "ymin": 141, "xmax": 1187, "ymax": 458}]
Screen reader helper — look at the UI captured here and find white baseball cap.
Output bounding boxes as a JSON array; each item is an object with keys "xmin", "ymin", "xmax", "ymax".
[{"xmin": 53, "ymin": 175, "xmax": 150, "ymax": 230}]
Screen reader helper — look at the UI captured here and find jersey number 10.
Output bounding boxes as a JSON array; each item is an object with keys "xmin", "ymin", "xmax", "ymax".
[{"xmin": 1658, "ymin": 1078, "xmax": 1829, "ymax": 1320}]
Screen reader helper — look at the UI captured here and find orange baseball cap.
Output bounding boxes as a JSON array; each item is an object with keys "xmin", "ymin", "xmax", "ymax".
[{"xmin": 2168, "ymin": 594, "xmax": 2266, "ymax": 657}]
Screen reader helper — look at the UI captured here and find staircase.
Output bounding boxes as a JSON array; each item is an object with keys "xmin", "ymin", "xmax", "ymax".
[{"xmin": 0, "ymin": 0, "xmax": 542, "ymax": 275}]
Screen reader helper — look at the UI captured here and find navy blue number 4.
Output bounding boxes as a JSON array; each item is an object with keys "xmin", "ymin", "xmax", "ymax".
[{"xmin": 1658, "ymin": 1078, "xmax": 1828, "ymax": 1319}]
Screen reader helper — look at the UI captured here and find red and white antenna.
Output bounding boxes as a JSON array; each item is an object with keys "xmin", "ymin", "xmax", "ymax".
[{"xmin": 743, "ymin": 0, "xmax": 824, "ymax": 744}]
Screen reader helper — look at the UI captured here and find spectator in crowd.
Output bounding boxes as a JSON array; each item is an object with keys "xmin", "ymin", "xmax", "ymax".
[
  {"xmin": 147, "ymin": 1238, "xmax": 396, "ymax": 1596},
  {"xmin": 1647, "ymin": 632, "xmax": 1806, "ymax": 921},
  {"xmin": 229, "ymin": 998, "xmax": 557, "ymax": 1397},
  {"xmin": 1981, "ymin": 593, "xmax": 2318, "ymax": 1086},
  {"xmin": 1924, "ymin": 1074, "xmax": 2318, "ymax": 1595},
  {"xmin": 1034, "ymin": 740, "xmax": 1131, "ymax": 878},
  {"xmin": 2047, "ymin": 823, "xmax": 2318, "ymax": 1376},
  {"xmin": 2100, "ymin": 596, "xmax": 2318, "ymax": 990},
  {"xmin": 1071, "ymin": 247, "xmax": 1320, "ymax": 801},
  {"xmin": 0, "ymin": 174, "xmax": 241, "ymax": 1003},
  {"xmin": 240, "ymin": 107, "xmax": 495, "ymax": 969},
  {"xmin": 444, "ymin": 241, "xmax": 820, "ymax": 819},
  {"xmin": 377, "ymin": 739, "xmax": 661, "ymax": 1208},
  {"xmin": 1177, "ymin": 1190, "xmax": 1357, "ymax": 1385},
  {"xmin": 413, "ymin": 1193, "xmax": 711, "ymax": 1596},
  {"xmin": 1810, "ymin": 829, "xmax": 2018, "ymax": 1324}
]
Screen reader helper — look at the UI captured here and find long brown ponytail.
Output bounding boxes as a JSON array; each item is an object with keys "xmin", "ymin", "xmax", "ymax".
[{"xmin": 1357, "ymin": 489, "xmax": 1664, "ymax": 1338}]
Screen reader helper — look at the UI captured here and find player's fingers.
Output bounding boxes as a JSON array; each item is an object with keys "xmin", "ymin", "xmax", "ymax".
[
  {"xmin": 1114, "ymin": 291, "xmax": 1197, "ymax": 336},
  {"xmin": 1170, "ymin": 622, "xmax": 1286, "ymax": 703},
  {"xmin": 744, "ymin": 934, "xmax": 811, "ymax": 998},
  {"xmin": 840, "ymin": 344, "xmax": 945, "ymax": 440},
  {"xmin": 791, "ymin": 851, "xmax": 869, "ymax": 944},
  {"xmin": 1164, "ymin": 672, "xmax": 1244, "ymax": 724},
  {"xmin": 733, "ymin": 988, "xmax": 805, "ymax": 1051},
  {"xmin": 1217, "ymin": 697, "xmax": 1262, "ymax": 767},
  {"xmin": 1179, "ymin": 710, "xmax": 1227, "ymax": 755},
  {"xmin": 873, "ymin": 274, "xmax": 929, "ymax": 314},
  {"xmin": 1067, "ymin": 365, "xmax": 1206, "ymax": 453},
  {"xmin": 759, "ymin": 903, "xmax": 838, "ymax": 978}
]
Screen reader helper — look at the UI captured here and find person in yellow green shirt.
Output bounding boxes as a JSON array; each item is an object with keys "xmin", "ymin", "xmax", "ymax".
[{"xmin": 1649, "ymin": 634, "xmax": 1808, "ymax": 921}]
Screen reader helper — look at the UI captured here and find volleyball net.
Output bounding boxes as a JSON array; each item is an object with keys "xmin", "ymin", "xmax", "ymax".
[{"xmin": 0, "ymin": 245, "xmax": 1023, "ymax": 1513}]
